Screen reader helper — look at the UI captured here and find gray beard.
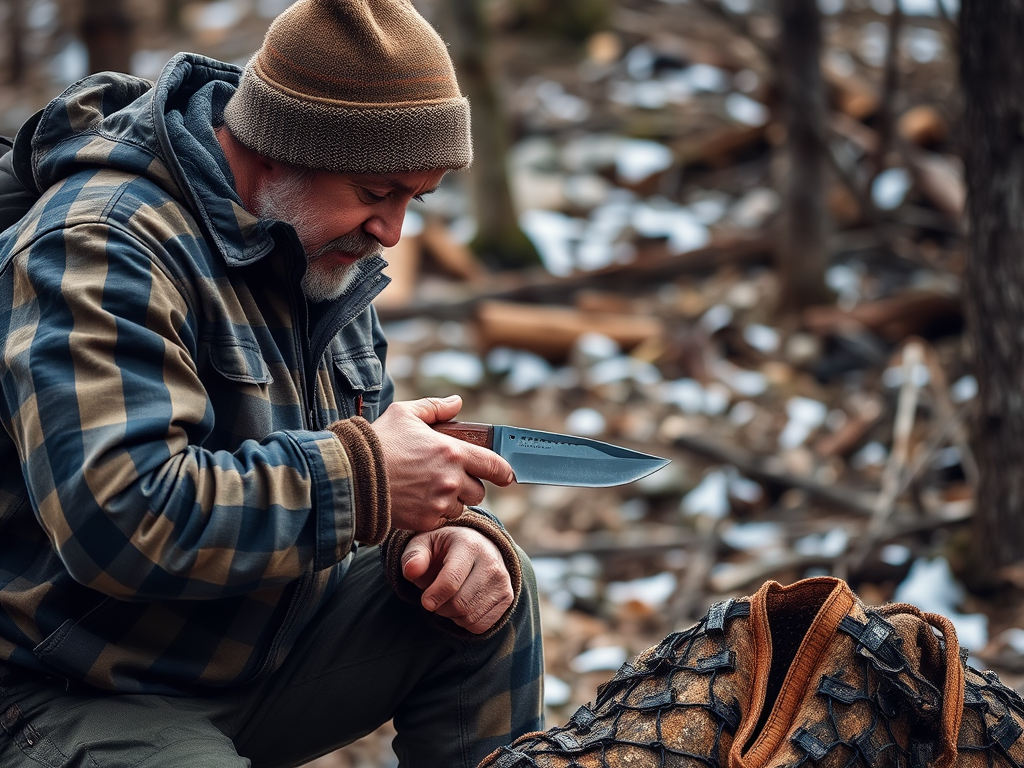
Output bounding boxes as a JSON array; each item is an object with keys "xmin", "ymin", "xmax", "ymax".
[
  {"xmin": 254, "ymin": 171, "xmax": 383, "ymax": 303},
  {"xmin": 301, "ymin": 230, "xmax": 384, "ymax": 302}
]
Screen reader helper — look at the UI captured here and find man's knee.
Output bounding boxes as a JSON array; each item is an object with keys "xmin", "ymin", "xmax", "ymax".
[{"xmin": 0, "ymin": 685, "xmax": 243, "ymax": 768}]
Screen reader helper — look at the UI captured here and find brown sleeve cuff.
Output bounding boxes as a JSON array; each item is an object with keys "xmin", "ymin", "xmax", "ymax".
[
  {"xmin": 327, "ymin": 416, "xmax": 391, "ymax": 545},
  {"xmin": 381, "ymin": 509, "xmax": 523, "ymax": 641}
]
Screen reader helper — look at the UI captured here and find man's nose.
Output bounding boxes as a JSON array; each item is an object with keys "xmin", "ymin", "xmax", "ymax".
[{"xmin": 364, "ymin": 210, "xmax": 405, "ymax": 249}]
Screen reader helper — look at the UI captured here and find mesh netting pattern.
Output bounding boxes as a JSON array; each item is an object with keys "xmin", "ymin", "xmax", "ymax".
[{"xmin": 478, "ymin": 582, "xmax": 1024, "ymax": 768}]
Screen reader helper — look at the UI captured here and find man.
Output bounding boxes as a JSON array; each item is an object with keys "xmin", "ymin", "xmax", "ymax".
[{"xmin": 0, "ymin": 0, "xmax": 544, "ymax": 765}]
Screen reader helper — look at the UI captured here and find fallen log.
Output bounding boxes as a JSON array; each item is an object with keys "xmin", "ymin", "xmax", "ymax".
[
  {"xmin": 375, "ymin": 234, "xmax": 772, "ymax": 322},
  {"xmin": 802, "ymin": 289, "xmax": 962, "ymax": 342},
  {"xmin": 475, "ymin": 300, "xmax": 664, "ymax": 360},
  {"xmin": 420, "ymin": 217, "xmax": 486, "ymax": 282}
]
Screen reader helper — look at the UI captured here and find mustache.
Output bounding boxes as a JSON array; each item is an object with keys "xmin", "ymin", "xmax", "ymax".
[{"xmin": 308, "ymin": 230, "xmax": 383, "ymax": 262}]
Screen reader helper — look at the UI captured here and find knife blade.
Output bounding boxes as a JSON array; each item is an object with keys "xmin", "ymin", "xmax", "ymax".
[{"xmin": 432, "ymin": 421, "xmax": 670, "ymax": 487}]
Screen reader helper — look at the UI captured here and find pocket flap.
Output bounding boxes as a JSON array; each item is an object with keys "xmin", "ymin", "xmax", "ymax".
[
  {"xmin": 332, "ymin": 351, "xmax": 382, "ymax": 393},
  {"xmin": 208, "ymin": 336, "xmax": 273, "ymax": 385}
]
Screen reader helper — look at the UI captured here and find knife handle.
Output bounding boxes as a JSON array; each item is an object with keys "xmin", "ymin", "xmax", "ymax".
[{"xmin": 432, "ymin": 421, "xmax": 494, "ymax": 449}]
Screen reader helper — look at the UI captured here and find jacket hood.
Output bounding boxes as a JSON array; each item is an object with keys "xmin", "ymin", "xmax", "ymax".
[{"xmin": 15, "ymin": 53, "xmax": 277, "ymax": 266}]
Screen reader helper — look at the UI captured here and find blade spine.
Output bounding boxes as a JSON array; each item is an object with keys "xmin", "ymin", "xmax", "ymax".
[{"xmin": 495, "ymin": 424, "xmax": 667, "ymax": 462}]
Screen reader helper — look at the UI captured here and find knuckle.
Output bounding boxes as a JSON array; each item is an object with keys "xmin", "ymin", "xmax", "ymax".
[
  {"xmin": 427, "ymin": 498, "xmax": 450, "ymax": 517},
  {"xmin": 437, "ymin": 442, "xmax": 462, "ymax": 464},
  {"xmin": 431, "ymin": 588, "xmax": 456, "ymax": 606},
  {"xmin": 451, "ymin": 594, "xmax": 474, "ymax": 617},
  {"xmin": 438, "ymin": 475, "xmax": 461, "ymax": 495},
  {"xmin": 483, "ymin": 560, "xmax": 509, "ymax": 584},
  {"xmin": 446, "ymin": 563, "xmax": 470, "ymax": 584}
]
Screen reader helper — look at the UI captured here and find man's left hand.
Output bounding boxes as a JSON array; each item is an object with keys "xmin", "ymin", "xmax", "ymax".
[{"xmin": 400, "ymin": 526, "xmax": 514, "ymax": 635}]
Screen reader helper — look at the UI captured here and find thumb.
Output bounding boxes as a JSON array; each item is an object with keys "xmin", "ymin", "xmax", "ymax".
[
  {"xmin": 413, "ymin": 395, "xmax": 463, "ymax": 425},
  {"xmin": 401, "ymin": 536, "xmax": 433, "ymax": 584}
]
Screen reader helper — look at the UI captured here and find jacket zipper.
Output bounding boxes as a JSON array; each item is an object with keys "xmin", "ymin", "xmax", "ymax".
[
  {"xmin": 251, "ymin": 241, "xmax": 320, "ymax": 681},
  {"xmin": 254, "ymin": 246, "xmax": 384, "ymax": 680},
  {"xmin": 306, "ymin": 273, "xmax": 383, "ymax": 421}
]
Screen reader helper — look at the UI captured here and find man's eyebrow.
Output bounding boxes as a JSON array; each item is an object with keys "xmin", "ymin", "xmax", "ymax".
[
  {"xmin": 385, "ymin": 180, "xmax": 441, "ymax": 197},
  {"xmin": 366, "ymin": 177, "xmax": 442, "ymax": 197}
]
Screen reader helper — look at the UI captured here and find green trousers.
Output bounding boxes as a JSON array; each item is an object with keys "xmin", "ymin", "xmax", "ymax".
[{"xmin": 0, "ymin": 545, "xmax": 544, "ymax": 767}]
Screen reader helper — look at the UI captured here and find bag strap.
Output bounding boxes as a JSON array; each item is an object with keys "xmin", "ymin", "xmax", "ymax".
[{"xmin": 922, "ymin": 611, "xmax": 965, "ymax": 768}]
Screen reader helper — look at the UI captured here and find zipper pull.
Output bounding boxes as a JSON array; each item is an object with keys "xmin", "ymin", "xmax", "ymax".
[{"xmin": 355, "ymin": 395, "xmax": 364, "ymax": 418}]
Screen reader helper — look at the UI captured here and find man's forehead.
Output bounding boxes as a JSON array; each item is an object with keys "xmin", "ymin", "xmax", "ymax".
[{"xmin": 345, "ymin": 170, "xmax": 447, "ymax": 193}]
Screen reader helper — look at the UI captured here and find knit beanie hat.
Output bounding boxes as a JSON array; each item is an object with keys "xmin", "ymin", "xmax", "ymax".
[{"xmin": 223, "ymin": 0, "xmax": 472, "ymax": 174}]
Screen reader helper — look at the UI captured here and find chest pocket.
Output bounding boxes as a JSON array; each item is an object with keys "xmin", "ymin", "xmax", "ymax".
[
  {"xmin": 332, "ymin": 350, "xmax": 383, "ymax": 420},
  {"xmin": 207, "ymin": 334, "xmax": 274, "ymax": 385},
  {"xmin": 201, "ymin": 332, "xmax": 278, "ymax": 448}
]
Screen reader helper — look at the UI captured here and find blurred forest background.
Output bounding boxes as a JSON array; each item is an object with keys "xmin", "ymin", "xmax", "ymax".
[{"xmin": 5, "ymin": 0, "xmax": 1024, "ymax": 766}]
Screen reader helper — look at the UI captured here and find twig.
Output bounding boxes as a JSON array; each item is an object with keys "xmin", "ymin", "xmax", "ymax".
[
  {"xmin": 919, "ymin": 342, "xmax": 979, "ymax": 487},
  {"xmin": 523, "ymin": 535, "xmax": 696, "ymax": 560},
  {"xmin": 844, "ymin": 340, "xmax": 924, "ymax": 574},
  {"xmin": 376, "ymin": 235, "xmax": 773, "ymax": 322},
  {"xmin": 668, "ymin": 514, "xmax": 721, "ymax": 629},
  {"xmin": 896, "ymin": 406, "xmax": 964, "ymax": 501},
  {"xmin": 878, "ymin": 341, "xmax": 924, "ymax": 513},
  {"xmin": 670, "ymin": 434, "xmax": 880, "ymax": 517},
  {"xmin": 707, "ymin": 552, "xmax": 835, "ymax": 594},
  {"xmin": 710, "ymin": 503, "xmax": 972, "ymax": 594}
]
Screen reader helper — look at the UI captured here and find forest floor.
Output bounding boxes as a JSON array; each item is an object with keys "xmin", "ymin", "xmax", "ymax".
[
  {"xmin": 1, "ymin": 1, "xmax": 1016, "ymax": 767},
  {"xmin": 312, "ymin": 2, "xmax": 1023, "ymax": 765}
]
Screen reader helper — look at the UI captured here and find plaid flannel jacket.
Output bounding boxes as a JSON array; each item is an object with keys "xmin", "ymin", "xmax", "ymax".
[{"xmin": 0, "ymin": 54, "xmax": 396, "ymax": 694}]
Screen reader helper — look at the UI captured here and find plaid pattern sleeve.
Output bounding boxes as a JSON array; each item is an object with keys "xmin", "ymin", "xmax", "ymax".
[
  {"xmin": 2, "ymin": 219, "xmax": 356, "ymax": 595},
  {"xmin": 0, "ymin": 55, "xmax": 408, "ymax": 693},
  {"xmin": 0, "ymin": 167, "xmax": 377, "ymax": 691}
]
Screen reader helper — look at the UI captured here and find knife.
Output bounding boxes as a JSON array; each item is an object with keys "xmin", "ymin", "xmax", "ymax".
[{"xmin": 432, "ymin": 421, "xmax": 670, "ymax": 487}]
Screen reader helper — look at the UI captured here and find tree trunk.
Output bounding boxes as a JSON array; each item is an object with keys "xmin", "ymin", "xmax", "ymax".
[
  {"xmin": 960, "ymin": 0, "xmax": 1024, "ymax": 590},
  {"xmin": 444, "ymin": 0, "xmax": 540, "ymax": 271},
  {"xmin": 79, "ymin": 0, "xmax": 135, "ymax": 75},
  {"xmin": 6, "ymin": 0, "xmax": 26, "ymax": 85},
  {"xmin": 774, "ymin": 0, "xmax": 832, "ymax": 316},
  {"xmin": 165, "ymin": 0, "xmax": 187, "ymax": 31}
]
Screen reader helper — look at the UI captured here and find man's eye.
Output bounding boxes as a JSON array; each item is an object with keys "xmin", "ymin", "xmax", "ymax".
[{"xmin": 364, "ymin": 189, "xmax": 387, "ymax": 202}]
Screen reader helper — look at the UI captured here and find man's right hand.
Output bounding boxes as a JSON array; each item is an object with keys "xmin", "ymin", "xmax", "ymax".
[{"xmin": 370, "ymin": 395, "xmax": 514, "ymax": 531}]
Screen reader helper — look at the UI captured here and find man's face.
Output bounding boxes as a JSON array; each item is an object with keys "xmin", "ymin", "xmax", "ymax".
[{"xmin": 255, "ymin": 166, "xmax": 446, "ymax": 302}]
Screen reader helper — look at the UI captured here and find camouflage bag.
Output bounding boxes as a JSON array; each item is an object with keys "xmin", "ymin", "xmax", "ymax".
[{"xmin": 480, "ymin": 576, "xmax": 1024, "ymax": 768}]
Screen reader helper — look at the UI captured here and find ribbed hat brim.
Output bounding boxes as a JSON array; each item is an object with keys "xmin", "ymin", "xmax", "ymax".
[{"xmin": 223, "ymin": 60, "xmax": 473, "ymax": 174}]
